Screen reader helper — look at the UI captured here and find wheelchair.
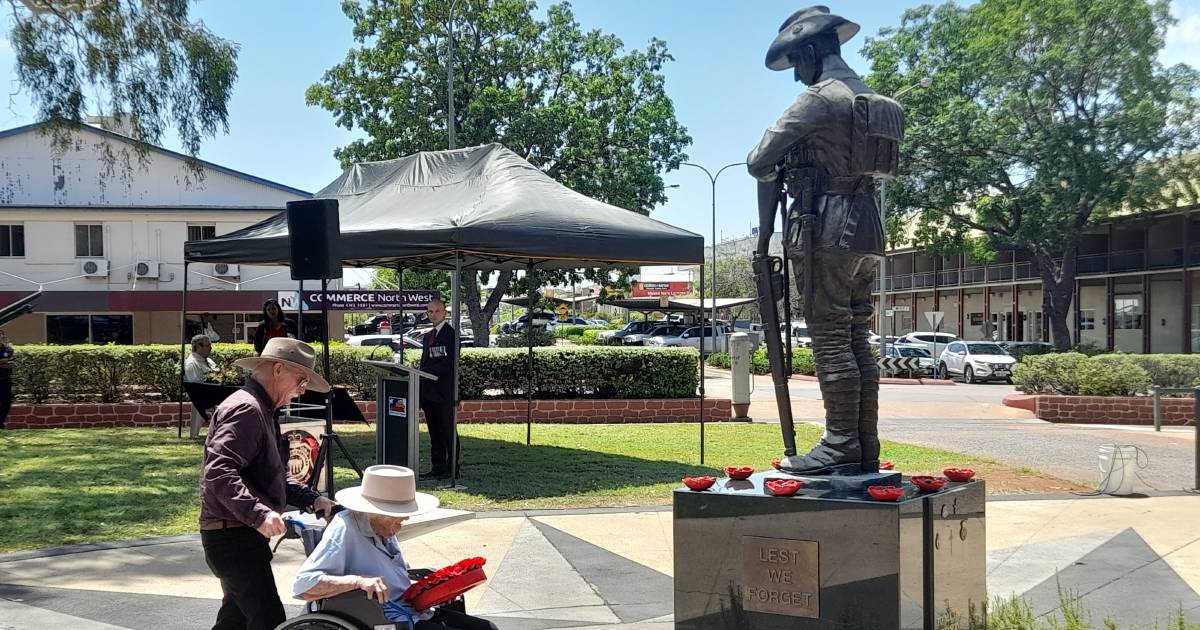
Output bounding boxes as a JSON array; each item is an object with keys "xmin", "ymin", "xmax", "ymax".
[{"xmin": 274, "ymin": 513, "xmax": 466, "ymax": 630}]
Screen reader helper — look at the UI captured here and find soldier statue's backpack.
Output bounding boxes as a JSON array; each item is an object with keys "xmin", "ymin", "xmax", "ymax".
[{"xmin": 849, "ymin": 93, "xmax": 905, "ymax": 180}]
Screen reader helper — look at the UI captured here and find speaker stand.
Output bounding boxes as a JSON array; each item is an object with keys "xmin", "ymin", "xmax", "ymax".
[{"xmin": 308, "ymin": 429, "xmax": 364, "ymax": 493}]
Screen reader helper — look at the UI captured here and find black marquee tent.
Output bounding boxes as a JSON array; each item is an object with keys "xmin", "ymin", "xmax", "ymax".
[
  {"xmin": 185, "ymin": 143, "xmax": 702, "ymax": 270},
  {"xmin": 182, "ymin": 144, "xmax": 711, "ymax": 480}
]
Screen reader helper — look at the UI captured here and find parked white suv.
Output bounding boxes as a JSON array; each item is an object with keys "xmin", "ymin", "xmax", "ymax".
[{"xmin": 937, "ymin": 341, "xmax": 1017, "ymax": 383}]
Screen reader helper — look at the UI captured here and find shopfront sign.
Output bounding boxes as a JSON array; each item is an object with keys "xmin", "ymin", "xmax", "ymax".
[
  {"xmin": 631, "ymin": 281, "xmax": 691, "ymax": 298},
  {"xmin": 277, "ymin": 290, "xmax": 440, "ymax": 312}
]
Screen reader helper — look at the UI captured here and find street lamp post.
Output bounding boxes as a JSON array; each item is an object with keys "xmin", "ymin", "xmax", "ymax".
[
  {"xmin": 447, "ymin": 0, "xmax": 463, "ymax": 150},
  {"xmin": 681, "ymin": 161, "xmax": 746, "ymax": 347},
  {"xmin": 877, "ymin": 77, "xmax": 931, "ymax": 364}
]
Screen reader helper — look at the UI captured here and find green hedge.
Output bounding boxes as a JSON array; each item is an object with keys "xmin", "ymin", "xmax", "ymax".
[
  {"xmin": 11, "ymin": 343, "xmax": 699, "ymax": 403},
  {"xmin": 1013, "ymin": 352, "xmax": 1153, "ymax": 396},
  {"xmin": 457, "ymin": 347, "xmax": 698, "ymax": 399},
  {"xmin": 706, "ymin": 348, "xmax": 815, "ymax": 376},
  {"xmin": 495, "ymin": 330, "xmax": 556, "ymax": 347},
  {"xmin": 552, "ymin": 324, "xmax": 607, "ymax": 338}
]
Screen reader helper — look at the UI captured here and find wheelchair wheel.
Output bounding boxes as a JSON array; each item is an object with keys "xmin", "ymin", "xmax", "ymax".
[{"xmin": 274, "ymin": 612, "xmax": 362, "ymax": 630}]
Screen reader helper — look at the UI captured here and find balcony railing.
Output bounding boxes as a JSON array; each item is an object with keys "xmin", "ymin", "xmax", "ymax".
[{"xmin": 878, "ymin": 247, "xmax": 1194, "ymax": 294}]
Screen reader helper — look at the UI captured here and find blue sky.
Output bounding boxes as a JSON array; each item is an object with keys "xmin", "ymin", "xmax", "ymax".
[{"xmin": 0, "ymin": 0, "xmax": 1196, "ymax": 250}]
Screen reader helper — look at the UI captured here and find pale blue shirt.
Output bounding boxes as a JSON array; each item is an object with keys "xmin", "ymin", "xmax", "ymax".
[{"xmin": 292, "ymin": 511, "xmax": 434, "ymax": 626}]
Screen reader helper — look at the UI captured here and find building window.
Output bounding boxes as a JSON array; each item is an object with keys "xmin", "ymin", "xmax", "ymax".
[
  {"xmin": 0, "ymin": 224, "xmax": 24, "ymax": 257},
  {"xmin": 75, "ymin": 224, "xmax": 104, "ymax": 257},
  {"xmin": 1078, "ymin": 309, "xmax": 1096, "ymax": 330},
  {"xmin": 188, "ymin": 225, "xmax": 217, "ymax": 241},
  {"xmin": 1113, "ymin": 296, "xmax": 1143, "ymax": 330},
  {"xmin": 47, "ymin": 314, "xmax": 133, "ymax": 344}
]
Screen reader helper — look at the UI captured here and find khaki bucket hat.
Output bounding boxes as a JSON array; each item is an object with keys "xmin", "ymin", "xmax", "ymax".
[{"xmin": 232, "ymin": 337, "xmax": 331, "ymax": 393}]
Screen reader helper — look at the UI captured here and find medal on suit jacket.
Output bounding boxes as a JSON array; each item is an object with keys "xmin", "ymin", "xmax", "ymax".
[{"xmin": 427, "ymin": 326, "xmax": 447, "ymax": 357}]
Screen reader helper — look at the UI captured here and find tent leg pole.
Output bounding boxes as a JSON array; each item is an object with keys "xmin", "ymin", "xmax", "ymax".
[
  {"xmin": 322, "ymin": 278, "xmax": 336, "ymax": 495},
  {"xmin": 699, "ymin": 265, "xmax": 705, "ymax": 465},
  {"xmin": 450, "ymin": 257, "xmax": 462, "ymax": 488},
  {"xmin": 397, "ymin": 266, "xmax": 405, "ymax": 364},
  {"xmin": 298, "ymin": 280, "xmax": 304, "ymax": 340},
  {"xmin": 179, "ymin": 261, "xmax": 190, "ymax": 439},
  {"xmin": 527, "ymin": 262, "xmax": 535, "ymax": 446}
]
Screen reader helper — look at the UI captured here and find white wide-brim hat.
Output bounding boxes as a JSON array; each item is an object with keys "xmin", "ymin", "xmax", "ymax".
[{"xmin": 334, "ymin": 465, "xmax": 439, "ymax": 518}]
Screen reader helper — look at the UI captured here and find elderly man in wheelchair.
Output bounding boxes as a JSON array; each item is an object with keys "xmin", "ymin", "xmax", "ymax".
[{"xmin": 278, "ymin": 465, "xmax": 497, "ymax": 630}]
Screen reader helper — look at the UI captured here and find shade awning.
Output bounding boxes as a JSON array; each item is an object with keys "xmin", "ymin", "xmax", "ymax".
[
  {"xmin": 184, "ymin": 144, "xmax": 705, "ymax": 271},
  {"xmin": 602, "ymin": 297, "xmax": 756, "ymax": 312}
]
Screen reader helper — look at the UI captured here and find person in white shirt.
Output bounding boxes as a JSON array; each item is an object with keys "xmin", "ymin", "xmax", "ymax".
[{"xmin": 185, "ymin": 334, "xmax": 217, "ymax": 383}]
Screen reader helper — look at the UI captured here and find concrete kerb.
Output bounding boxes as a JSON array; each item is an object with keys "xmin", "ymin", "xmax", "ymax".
[
  {"xmin": 707, "ymin": 366, "xmax": 955, "ymax": 386},
  {"xmin": 789, "ymin": 373, "xmax": 957, "ymax": 386}
]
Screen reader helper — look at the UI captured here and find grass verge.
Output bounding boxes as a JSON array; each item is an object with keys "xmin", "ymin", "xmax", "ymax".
[{"xmin": 0, "ymin": 423, "xmax": 1068, "ymax": 552}]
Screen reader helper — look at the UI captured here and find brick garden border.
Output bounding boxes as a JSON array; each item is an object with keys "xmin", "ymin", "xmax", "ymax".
[
  {"xmin": 1003, "ymin": 393, "xmax": 1195, "ymax": 425},
  {"xmin": 6, "ymin": 398, "xmax": 734, "ymax": 429}
]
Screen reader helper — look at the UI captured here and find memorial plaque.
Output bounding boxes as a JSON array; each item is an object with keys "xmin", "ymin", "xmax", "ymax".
[{"xmin": 741, "ymin": 536, "xmax": 820, "ymax": 618}]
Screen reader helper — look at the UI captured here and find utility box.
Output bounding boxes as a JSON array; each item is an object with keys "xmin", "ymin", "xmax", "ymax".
[{"xmin": 729, "ymin": 332, "xmax": 752, "ymax": 420}]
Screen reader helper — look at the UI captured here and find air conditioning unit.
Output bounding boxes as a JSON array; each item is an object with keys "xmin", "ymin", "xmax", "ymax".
[
  {"xmin": 80, "ymin": 259, "xmax": 109, "ymax": 278},
  {"xmin": 213, "ymin": 263, "xmax": 241, "ymax": 278},
  {"xmin": 134, "ymin": 260, "xmax": 161, "ymax": 279}
]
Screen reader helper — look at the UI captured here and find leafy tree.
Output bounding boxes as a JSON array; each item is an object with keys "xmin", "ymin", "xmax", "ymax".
[
  {"xmin": 863, "ymin": 0, "xmax": 1200, "ymax": 349},
  {"xmin": 308, "ymin": 0, "xmax": 690, "ymax": 346},
  {"xmin": 8, "ymin": 0, "xmax": 238, "ymax": 168},
  {"xmin": 701, "ymin": 256, "xmax": 759, "ymax": 320},
  {"xmin": 372, "ymin": 268, "xmax": 452, "ymax": 297}
]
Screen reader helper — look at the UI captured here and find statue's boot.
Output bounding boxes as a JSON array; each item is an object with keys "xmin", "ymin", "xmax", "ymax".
[
  {"xmin": 852, "ymin": 321, "xmax": 880, "ymax": 472},
  {"xmin": 780, "ymin": 376, "xmax": 862, "ymax": 474}
]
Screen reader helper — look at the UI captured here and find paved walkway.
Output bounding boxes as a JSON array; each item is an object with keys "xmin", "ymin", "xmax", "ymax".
[
  {"xmin": 1, "ymin": 495, "xmax": 1199, "ymax": 629},
  {"xmin": 705, "ymin": 370, "xmax": 1198, "ymax": 491}
]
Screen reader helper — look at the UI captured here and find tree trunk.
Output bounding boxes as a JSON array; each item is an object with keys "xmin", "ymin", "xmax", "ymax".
[
  {"xmin": 1034, "ymin": 246, "xmax": 1077, "ymax": 350},
  {"xmin": 462, "ymin": 269, "xmax": 514, "ymax": 348}
]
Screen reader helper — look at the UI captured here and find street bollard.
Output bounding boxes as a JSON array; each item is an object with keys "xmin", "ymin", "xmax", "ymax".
[{"xmin": 730, "ymin": 332, "xmax": 752, "ymax": 420}]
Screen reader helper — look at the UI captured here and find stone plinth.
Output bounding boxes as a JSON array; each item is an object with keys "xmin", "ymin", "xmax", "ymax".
[{"xmin": 673, "ymin": 474, "xmax": 986, "ymax": 629}]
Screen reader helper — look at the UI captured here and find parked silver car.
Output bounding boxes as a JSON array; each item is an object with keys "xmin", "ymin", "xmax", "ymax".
[
  {"xmin": 645, "ymin": 324, "xmax": 730, "ymax": 354},
  {"xmin": 624, "ymin": 323, "xmax": 690, "ymax": 346}
]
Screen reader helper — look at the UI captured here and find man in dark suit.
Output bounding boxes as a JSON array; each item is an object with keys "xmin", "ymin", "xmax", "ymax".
[{"xmin": 419, "ymin": 297, "xmax": 457, "ymax": 479}]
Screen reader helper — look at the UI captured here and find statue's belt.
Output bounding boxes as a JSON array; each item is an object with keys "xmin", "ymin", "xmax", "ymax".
[{"xmin": 783, "ymin": 172, "xmax": 871, "ymax": 196}]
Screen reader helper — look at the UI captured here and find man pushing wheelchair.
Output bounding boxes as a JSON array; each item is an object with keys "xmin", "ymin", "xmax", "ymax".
[{"xmin": 199, "ymin": 338, "xmax": 494, "ymax": 630}]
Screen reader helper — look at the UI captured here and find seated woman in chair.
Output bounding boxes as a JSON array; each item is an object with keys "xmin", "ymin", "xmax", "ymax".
[{"xmin": 293, "ymin": 465, "xmax": 497, "ymax": 630}]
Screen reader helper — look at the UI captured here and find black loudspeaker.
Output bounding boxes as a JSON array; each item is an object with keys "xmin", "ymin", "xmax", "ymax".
[{"xmin": 286, "ymin": 199, "xmax": 343, "ymax": 280}]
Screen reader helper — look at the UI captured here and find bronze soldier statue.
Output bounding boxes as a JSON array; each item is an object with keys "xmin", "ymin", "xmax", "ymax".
[{"xmin": 748, "ymin": 6, "xmax": 904, "ymax": 475}]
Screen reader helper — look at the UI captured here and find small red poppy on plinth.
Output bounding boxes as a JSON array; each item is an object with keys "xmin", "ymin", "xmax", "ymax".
[
  {"xmin": 771, "ymin": 460, "xmax": 782, "ymax": 470},
  {"xmin": 867, "ymin": 485, "xmax": 905, "ymax": 502},
  {"xmin": 765, "ymin": 479, "xmax": 803, "ymax": 497},
  {"xmin": 911, "ymin": 476, "xmax": 947, "ymax": 492},
  {"xmin": 724, "ymin": 466, "xmax": 754, "ymax": 480},
  {"xmin": 683, "ymin": 476, "xmax": 717, "ymax": 491},
  {"xmin": 880, "ymin": 461, "xmax": 895, "ymax": 470},
  {"xmin": 402, "ymin": 557, "xmax": 488, "ymax": 611},
  {"xmin": 943, "ymin": 467, "xmax": 976, "ymax": 482}
]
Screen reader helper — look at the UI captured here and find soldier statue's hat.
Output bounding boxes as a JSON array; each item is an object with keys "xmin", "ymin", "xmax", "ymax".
[{"xmin": 766, "ymin": 5, "xmax": 861, "ymax": 71}]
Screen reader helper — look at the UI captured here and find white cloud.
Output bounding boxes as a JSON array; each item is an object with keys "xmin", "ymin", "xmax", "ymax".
[
  {"xmin": 1162, "ymin": 1, "xmax": 1200, "ymax": 66},
  {"xmin": 1167, "ymin": 11, "xmax": 1200, "ymax": 45}
]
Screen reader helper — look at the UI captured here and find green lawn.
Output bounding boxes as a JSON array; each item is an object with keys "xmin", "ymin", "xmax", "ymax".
[{"xmin": 2, "ymin": 423, "xmax": 1008, "ymax": 553}]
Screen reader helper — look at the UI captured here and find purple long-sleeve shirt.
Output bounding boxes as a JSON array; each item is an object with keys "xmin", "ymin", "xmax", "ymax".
[{"xmin": 199, "ymin": 378, "xmax": 319, "ymax": 528}]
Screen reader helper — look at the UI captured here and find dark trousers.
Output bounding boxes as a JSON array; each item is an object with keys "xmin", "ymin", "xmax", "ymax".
[
  {"xmin": 202, "ymin": 527, "xmax": 286, "ymax": 630},
  {"xmin": 416, "ymin": 607, "xmax": 498, "ymax": 630},
  {"xmin": 422, "ymin": 401, "xmax": 456, "ymax": 475},
  {"xmin": 0, "ymin": 378, "xmax": 10, "ymax": 430}
]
